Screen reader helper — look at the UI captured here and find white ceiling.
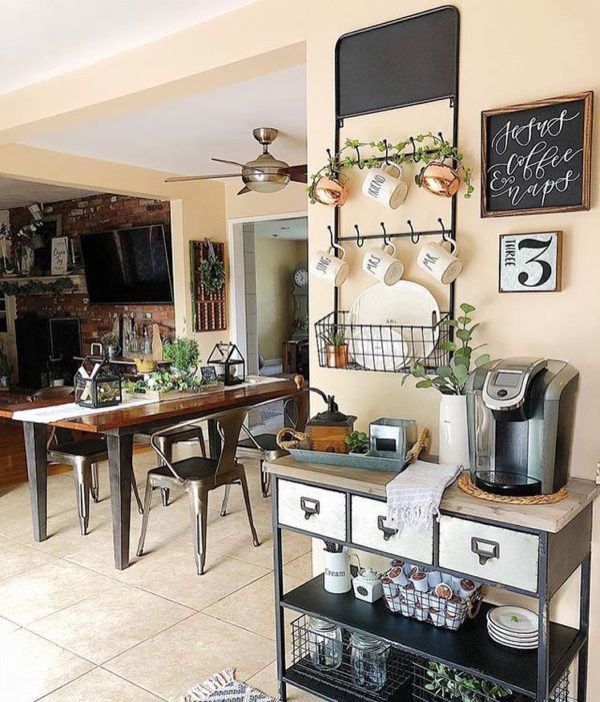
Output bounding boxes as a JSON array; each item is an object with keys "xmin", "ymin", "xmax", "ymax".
[
  {"xmin": 23, "ymin": 65, "xmax": 307, "ymax": 176},
  {"xmin": 254, "ymin": 217, "xmax": 307, "ymax": 240},
  {"xmin": 0, "ymin": 177, "xmax": 100, "ymax": 210},
  {"xmin": 0, "ymin": 0, "xmax": 257, "ymax": 95}
]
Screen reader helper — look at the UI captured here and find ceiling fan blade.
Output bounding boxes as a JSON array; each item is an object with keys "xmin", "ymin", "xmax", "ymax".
[
  {"xmin": 237, "ymin": 186, "xmax": 251, "ymax": 195},
  {"xmin": 211, "ymin": 158, "xmax": 247, "ymax": 168},
  {"xmin": 286, "ymin": 164, "xmax": 308, "ymax": 183},
  {"xmin": 165, "ymin": 173, "xmax": 242, "ymax": 182}
]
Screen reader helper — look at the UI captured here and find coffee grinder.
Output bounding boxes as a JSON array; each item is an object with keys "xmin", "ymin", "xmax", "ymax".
[{"xmin": 465, "ymin": 357, "xmax": 578, "ymax": 496}]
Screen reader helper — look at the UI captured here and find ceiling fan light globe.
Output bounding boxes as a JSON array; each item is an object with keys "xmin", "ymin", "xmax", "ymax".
[{"xmin": 246, "ymin": 178, "xmax": 288, "ymax": 194}]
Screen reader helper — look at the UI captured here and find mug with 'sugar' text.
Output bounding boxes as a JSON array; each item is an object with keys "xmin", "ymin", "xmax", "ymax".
[
  {"xmin": 362, "ymin": 164, "xmax": 408, "ymax": 209},
  {"xmin": 310, "ymin": 244, "xmax": 349, "ymax": 287}
]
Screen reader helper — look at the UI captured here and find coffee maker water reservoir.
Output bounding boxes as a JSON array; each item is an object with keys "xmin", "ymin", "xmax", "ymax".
[{"xmin": 465, "ymin": 357, "xmax": 578, "ymax": 496}]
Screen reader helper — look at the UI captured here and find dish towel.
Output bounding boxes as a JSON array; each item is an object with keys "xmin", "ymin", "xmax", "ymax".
[{"xmin": 386, "ymin": 460, "xmax": 463, "ymax": 531}]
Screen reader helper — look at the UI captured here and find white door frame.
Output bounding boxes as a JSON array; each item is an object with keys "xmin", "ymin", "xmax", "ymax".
[{"xmin": 227, "ymin": 210, "xmax": 307, "ymax": 369}]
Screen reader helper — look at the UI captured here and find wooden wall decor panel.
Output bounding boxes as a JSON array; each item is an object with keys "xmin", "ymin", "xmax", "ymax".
[{"xmin": 190, "ymin": 240, "xmax": 227, "ymax": 332}]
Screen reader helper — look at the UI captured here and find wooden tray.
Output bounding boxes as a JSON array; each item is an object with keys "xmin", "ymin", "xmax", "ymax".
[{"xmin": 124, "ymin": 383, "xmax": 224, "ymax": 403}]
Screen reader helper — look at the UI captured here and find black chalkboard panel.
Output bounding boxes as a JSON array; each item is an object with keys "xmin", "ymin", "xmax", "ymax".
[
  {"xmin": 481, "ymin": 92, "xmax": 593, "ymax": 217},
  {"xmin": 336, "ymin": 6, "xmax": 459, "ymax": 119}
]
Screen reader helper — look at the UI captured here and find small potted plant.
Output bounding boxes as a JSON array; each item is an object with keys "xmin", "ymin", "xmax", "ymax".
[
  {"xmin": 402, "ymin": 303, "xmax": 490, "ymax": 467},
  {"xmin": 0, "ymin": 346, "xmax": 11, "ymax": 387},
  {"xmin": 101, "ymin": 332, "xmax": 120, "ymax": 361},
  {"xmin": 345, "ymin": 430, "xmax": 369, "ymax": 454},
  {"xmin": 320, "ymin": 326, "xmax": 348, "ymax": 368},
  {"xmin": 163, "ymin": 337, "xmax": 200, "ymax": 380}
]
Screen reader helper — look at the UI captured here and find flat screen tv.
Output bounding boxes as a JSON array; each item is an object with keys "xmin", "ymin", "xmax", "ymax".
[{"xmin": 80, "ymin": 225, "xmax": 174, "ymax": 304}]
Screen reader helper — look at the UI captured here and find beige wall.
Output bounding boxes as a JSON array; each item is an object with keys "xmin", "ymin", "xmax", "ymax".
[
  {"xmin": 255, "ymin": 237, "xmax": 307, "ymax": 360},
  {"xmin": 306, "ymin": 0, "xmax": 600, "ymax": 692},
  {"xmin": 225, "ymin": 180, "xmax": 307, "ymax": 220}
]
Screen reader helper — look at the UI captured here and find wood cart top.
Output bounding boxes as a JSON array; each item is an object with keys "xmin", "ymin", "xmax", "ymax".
[
  {"xmin": 0, "ymin": 379, "xmax": 298, "ymax": 434},
  {"xmin": 266, "ymin": 455, "xmax": 599, "ymax": 533}
]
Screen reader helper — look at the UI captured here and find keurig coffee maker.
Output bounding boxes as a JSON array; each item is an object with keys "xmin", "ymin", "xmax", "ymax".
[{"xmin": 465, "ymin": 357, "xmax": 578, "ymax": 496}]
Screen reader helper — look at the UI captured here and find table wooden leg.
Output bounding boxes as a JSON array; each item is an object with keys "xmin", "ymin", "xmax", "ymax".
[
  {"xmin": 207, "ymin": 419, "xmax": 222, "ymax": 460},
  {"xmin": 23, "ymin": 422, "xmax": 48, "ymax": 542},
  {"xmin": 107, "ymin": 433, "xmax": 133, "ymax": 570}
]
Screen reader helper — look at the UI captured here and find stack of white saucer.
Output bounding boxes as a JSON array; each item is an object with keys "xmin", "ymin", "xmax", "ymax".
[{"xmin": 486, "ymin": 606, "xmax": 538, "ymax": 649}]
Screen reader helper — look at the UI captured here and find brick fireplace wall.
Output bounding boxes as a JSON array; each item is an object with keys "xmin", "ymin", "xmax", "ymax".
[{"xmin": 9, "ymin": 194, "xmax": 175, "ymax": 353}]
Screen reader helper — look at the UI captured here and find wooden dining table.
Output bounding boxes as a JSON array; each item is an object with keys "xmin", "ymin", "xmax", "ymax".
[{"xmin": 0, "ymin": 378, "xmax": 298, "ymax": 570}]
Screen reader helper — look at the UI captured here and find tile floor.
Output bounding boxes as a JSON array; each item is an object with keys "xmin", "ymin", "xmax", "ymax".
[{"xmin": 0, "ymin": 445, "xmax": 318, "ymax": 701}]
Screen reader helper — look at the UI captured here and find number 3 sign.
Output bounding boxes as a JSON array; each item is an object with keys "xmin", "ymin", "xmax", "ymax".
[{"xmin": 499, "ymin": 232, "xmax": 562, "ymax": 293}]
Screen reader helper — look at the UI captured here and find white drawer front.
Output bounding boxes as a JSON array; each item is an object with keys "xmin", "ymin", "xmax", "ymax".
[
  {"xmin": 277, "ymin": 480, "xmax": 346, "ymax": 540},
  {"xmin": 438, "ymin": 516, "xmax": 539, "ymax": 592},
  {"xmin": 350, "ymin": 495, "xmax": 433, "ymax": 565}
]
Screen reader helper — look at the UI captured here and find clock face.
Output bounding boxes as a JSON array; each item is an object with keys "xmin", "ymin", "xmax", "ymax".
[{"xmin": 293, "ymin": 267, "xmax": 308, "ymax": 287}]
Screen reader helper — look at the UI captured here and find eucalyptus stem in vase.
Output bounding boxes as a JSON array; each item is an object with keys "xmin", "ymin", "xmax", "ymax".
[{"xmin": 402, "ymin": 304, "xmax": 491, "ymax": 467}]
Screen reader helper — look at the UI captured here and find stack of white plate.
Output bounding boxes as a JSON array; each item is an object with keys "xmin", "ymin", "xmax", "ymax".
[{"xmin": 487, "ymin": 606, "xmax": 539, "ymax": 649}]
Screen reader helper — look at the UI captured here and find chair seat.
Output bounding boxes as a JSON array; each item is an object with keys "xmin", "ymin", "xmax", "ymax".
[
  {"xmin": 148, "ymin": 456, "xmax": 222, "ymax": 482},
  {"xmin": 238, "ymin": 433, "xmax": 280, "ymax": 452},
  {"xmin": 52, "ymin": 438, "xmax": 108, "ymax": 458},
  {"xmin": 136, "ymin": 425, "xmax": 205, "ymax": 443}
]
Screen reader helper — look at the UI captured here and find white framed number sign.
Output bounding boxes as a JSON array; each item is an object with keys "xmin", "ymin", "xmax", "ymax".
[{"xmin": 499, "ymin": 231, "xmax": 562, "ymax": 293}]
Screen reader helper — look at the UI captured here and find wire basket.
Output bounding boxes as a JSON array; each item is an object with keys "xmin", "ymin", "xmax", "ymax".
[
  {"xmin": 291, "ymin": 615, "xmax": 413, "ymax": 702},
  {"xmin": 413, "ymin": 659, "xmax": 569, "ymax": 702},
  {"xmin": 314, "ymin": 310, "xmax": 450, "ymax": 373},
  {"xmin": 382, "ymin": 572, "xmax": 483, "ymax": 632}
]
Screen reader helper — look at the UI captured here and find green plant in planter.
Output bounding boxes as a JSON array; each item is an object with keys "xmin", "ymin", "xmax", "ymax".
[
  {"xmin": 319, "ymin": 326, "xmax": 346, "ymax": 347},
  {"xmin": 163, "ymin": 337, "xmax": 200, "ymax": 376},
  {"xmin": 345, "ymin": 431, "xmax": 369, "ymax": 454},
  {"xmin": 402, "ymin": 303, "xmax": 491, "ymax": 395},
  {"xmin": 424, "ymin": 662, "xmax": 512, "ymax": 702},
  {"xmin": 200, "ymin": 257, "xmax": 225, "ymax": 295},
  {"xmin": 101, "ymin": 333, "xmax": 119, "ymax": 348}
]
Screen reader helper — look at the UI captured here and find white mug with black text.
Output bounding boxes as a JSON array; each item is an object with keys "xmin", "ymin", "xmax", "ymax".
[
  {"xmin": 362, "ymin": 164, "xmax": 408, "ymax": 210},
  {"xmin": 310, "ymin": 245, "xmax": 349, "ymax": 287},
  {"xmin": 362, "ymin": 241, "xmax": 404, "ymax": 286},
  {"xmin": 417, "ymin": 238, "xmax": 462, "ymax": 285}
]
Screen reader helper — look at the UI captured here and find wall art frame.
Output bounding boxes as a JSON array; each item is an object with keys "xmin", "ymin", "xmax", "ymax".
[{"xmin": 498, "ymin": 231, "xmax": 563, "ymax": 293}]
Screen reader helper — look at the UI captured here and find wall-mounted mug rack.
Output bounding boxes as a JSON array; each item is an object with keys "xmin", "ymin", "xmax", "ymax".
[{"xmin": 338, "ymin": 218, "xmax": 452, "ymax": 248}]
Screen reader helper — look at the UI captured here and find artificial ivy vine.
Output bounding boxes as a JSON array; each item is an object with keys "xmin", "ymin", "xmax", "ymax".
[{"xmin": 0, "ymin": 277, "xmax": 75, "ymax": 296}]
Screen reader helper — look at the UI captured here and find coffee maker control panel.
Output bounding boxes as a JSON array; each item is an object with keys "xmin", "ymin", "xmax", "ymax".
[{"xmin": 482, "ymin": 358, "xmax": 547, "ymax": 411}]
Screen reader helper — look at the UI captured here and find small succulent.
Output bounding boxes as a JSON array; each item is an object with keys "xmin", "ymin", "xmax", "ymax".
[
  {"xmin": 320, "ymin": 325, "xmax": 346, "ymax": 348},
  {"xmin": 345, "ymin": 431, "xmax": 369, "ymax": 454}
]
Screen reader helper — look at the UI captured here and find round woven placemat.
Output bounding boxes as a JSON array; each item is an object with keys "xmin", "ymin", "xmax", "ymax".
[{"xmin": 457, "ymin": 472, "xmax": 568, "ymax": 505}]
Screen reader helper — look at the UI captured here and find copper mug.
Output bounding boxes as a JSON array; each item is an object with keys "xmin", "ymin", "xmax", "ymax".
[
  {"xmin": 312, "ymin": 175, "xmax": 349, "ymax": 207},
  {"xmin": 419, "ymin": 162, "xmax": 460, "ymax": 198}
]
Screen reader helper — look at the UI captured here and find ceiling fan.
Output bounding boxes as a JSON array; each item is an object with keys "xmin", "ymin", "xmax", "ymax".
[{"xmin": 165, "ymin": 127, "xmax": 307, "ymax": 195}]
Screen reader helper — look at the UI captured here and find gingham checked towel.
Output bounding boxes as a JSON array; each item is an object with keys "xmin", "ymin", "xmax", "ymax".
[{"xmin": 386, "ymin": 460, "xmax": 462, "ymax": 531}]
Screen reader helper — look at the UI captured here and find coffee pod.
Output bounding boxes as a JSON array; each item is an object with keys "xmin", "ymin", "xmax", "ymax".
[
  {"xmin": 400, "ymin": 594, "xmax": 416, "ymax": 617},
  {"xmin": 414, "ymin": 600, "xmax": 429, "ymax": 621},
  {"xmin": 429, "ymin": 606, "xmax": 446, "ymax": 627},
  {"xmin": 427, "ymin": 570, "xmax": 442, "ymax": 588},
  {"xmin": 388, "ymin": 567, "xmax": 409, "ymax": 587},
  {"xmin": 458, "ymin": 578, "xmax": 478, "ymax": 600},
  {"xmin": 410, "ymin": 570, "xmax": 429, "ymax": 593},
  {"xmin": 445, "ymin": 596, "xmax": 463, "ymax": 630},
  {"xmin": 434, "ymin": 582, "xmax": 454, "ymax": 600}
]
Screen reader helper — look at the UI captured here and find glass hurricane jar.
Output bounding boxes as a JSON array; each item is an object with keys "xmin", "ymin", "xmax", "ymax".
[
  {"xmin": 307, "ymin": 617, "xmax": 343, "ymax": 670},
  {"xmin": 350, "ymin": 632, "xmax": 390, "ymax": 691}
]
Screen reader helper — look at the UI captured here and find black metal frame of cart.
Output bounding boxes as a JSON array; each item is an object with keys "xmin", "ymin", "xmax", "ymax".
[
  {"xmin": 323, "ymin": 6, "xmax": 460, "ymax": 374},
  {"xmin": 272, "ymin": 471, "xmax": 592, "ymax": 702}
]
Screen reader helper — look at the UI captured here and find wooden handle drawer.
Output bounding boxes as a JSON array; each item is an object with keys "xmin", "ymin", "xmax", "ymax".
[
  {"xmin": 277, "ymin": 480, "xmax": 347, "ymax": 541},
  {"xmin": 438, "ymin": 515, "xmax": 539, "ymax": 593},
  {"xmin": 350, "ymin": 495, "xmax": 433, "ymax": 564}
]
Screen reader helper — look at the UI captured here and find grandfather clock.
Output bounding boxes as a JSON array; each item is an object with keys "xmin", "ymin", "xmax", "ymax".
[{"xmin": 290, "ymin": 263, "xmax": 308, "ymax": 340}]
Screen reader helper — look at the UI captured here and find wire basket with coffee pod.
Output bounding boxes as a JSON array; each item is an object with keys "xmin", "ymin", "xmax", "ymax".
[{"xmin": 381, "ymin": 564, "xmax": 483, "ymax": 632}]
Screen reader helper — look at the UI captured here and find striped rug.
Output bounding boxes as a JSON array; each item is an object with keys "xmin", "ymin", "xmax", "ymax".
[{"xmin": 180, "ymin": 669, "xmax": 276, "ymax": 702}]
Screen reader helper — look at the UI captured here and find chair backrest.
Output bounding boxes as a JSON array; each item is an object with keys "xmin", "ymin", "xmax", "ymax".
[
  {"xmin": 151, "ymin": 406, "xmax": 247, "ymax": 482},
  {"xmin": 284, "ymin": 390, "xmax": 309, "ymax": 432}
]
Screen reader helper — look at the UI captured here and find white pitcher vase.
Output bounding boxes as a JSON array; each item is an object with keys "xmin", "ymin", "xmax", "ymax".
[
  {"xmin": 438, "ymin": 394, "xmax": 470, "ymax": 468},
  {"xmin": 323, "ymin": 547, "xmax": 351, "ymax": 594}
]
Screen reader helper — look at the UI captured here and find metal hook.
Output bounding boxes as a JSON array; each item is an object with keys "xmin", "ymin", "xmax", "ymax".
[
  {"xmin": 354, "ymin": 145, "xmax": 364, "ymax": 169},
  {"xmin": 354, "ymin": 224, "xmax": 364, "ymax": 248},
  {"xmin": 410, "ymin": 137, "xmax": 417, "ymax": 160},
  {"xmin": 407, "ymin": 220, "xmax": 420, "ymax": 245},
  {"xmin": 437, "ymin": 218, "xmax": 451, "ymax": 242},
  {"xmin": 327, "ymin": 225, "xmax": 335, "ymax": 250},
  {"xmin": 380, "ymin": 222, "xmax": 390, "ymax": 247},
  {"xmin": 383, "ymin": 139, "xmax": 390, "ymax": 166}
]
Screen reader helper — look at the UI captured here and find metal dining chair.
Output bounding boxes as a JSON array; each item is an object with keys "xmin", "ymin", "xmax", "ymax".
[
  {"xmin": 136, "ymin": 407, "xmax": 259, "ymax": 575},
  {"xmin": 237, "ymin": 388, "xmax": 309, "ymax": 497},
  {"xmin": 134, "ymin": 423, "xmax": 206, "ymax": 506},
  {"xmin": 35, "ymin": 386, "xmax": 144, "ymax": 535}
]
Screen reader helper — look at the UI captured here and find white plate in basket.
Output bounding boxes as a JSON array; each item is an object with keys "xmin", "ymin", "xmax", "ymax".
[
  {"xmin": 348, "ymin": 281, "xmax": 441, "ymax": 370},
  {"xmin": 487, "ymin": 606, "xmax": 538, "ymax": 635}
]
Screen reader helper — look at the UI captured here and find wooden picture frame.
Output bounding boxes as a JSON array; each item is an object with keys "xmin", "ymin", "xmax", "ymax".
[
  {"xmin": 499, "ymin": 231, "xmax": 563, "ymax": 293},
  {"xmin": 482, "ymin": 92, "xmax": 593, "ymax": 217}
]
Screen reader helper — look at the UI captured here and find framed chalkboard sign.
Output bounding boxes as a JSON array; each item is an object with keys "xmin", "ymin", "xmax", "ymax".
[{"xmin": 482, "ymin": 92, "xmax": 593, "ymax": 217}]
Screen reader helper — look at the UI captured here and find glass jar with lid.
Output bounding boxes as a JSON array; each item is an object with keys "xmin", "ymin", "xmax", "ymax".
[
  {"xmin": 350, "ymin": 631, "xmax": 390, "ymax": 691},
  {"xmin": 307, "ymin": 617, "xmax": 343, "ymax": 670}
]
